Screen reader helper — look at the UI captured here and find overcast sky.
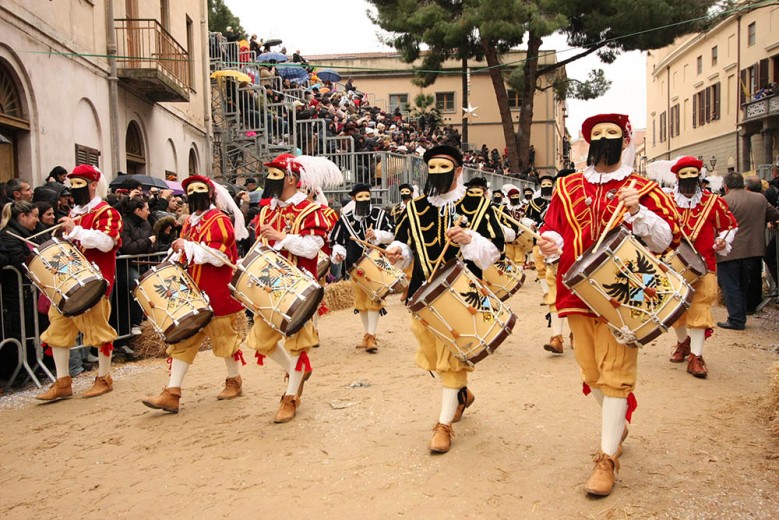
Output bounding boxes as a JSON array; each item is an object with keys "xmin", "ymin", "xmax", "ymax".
[{"xmin": 225, "ymin": 0, "xmax": 647, "ymax": 137}]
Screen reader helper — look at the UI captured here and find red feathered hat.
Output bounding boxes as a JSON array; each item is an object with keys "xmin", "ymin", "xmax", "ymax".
[
  {"xmin": 581, "ymin": 113, "xmax": 632, "ymax": 143},
  {"xmin": 507, "ymin": 188, "xmax": 520, "ymax": 197},
  {"xmin": 68, "ymin": 164, "xmax": 102, "ymax": 182},
  {"xmin": 671, "ymin": 156, "xmax": 703, "ymax": 174},
  {"xmin": 182, "ymin": 175, "xmax": 214, "ymax": 191},
  {"xmin": 264, "ymin": 153, "xmax": 301, "ymax": 174}
]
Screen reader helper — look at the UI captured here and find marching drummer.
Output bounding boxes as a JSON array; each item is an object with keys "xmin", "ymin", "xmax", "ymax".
[
  {"xmin": 330, "ymin": 183, "xmax": 395, "ymax": 353},
  {"xmin": 667, "ymin": 156, "xmax": 737, "ymax": 378},
  {"xmin": 537, "ymin": 113, "xmax": 680, "ymax": 496},
  {"xmin": 246, "ymin": 153, "xmax": 340, "ymax": 423},
  {"xmin": 141, "ymin": 175, "xmax": 249, "ymax": 414},
  {"xmin": 501, "ymin": 185, "xmax": 533, "ymax": 269},
  {"xmin": 36, "ymin": 165, "xmax": 123, "ymax": 402},
  {"xmin": 384, "ymin": 145, "xmax": 505, "ymax": 454},
  {"xmin": 390, "ymin": 183, "xmax": 415, "ymax": 224}
]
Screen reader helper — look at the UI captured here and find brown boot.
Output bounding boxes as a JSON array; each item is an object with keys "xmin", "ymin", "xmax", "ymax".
[
  {"xmin": 429, "ymin": 423, "xmax": 455, "ymax": 454},
  {"xmin": 584, "ymin": 452, "xmax": 620, "ymax": 496},
  {"xmin": 686, "ymin": 354, "xmax": 708, "ymax": 378},
  {"xmin": 670, "ymin": 337, "xmax": 691, "ymax": 362},
  {"xmin": 453, "ymin": 387, "xmax": 475, "ymax": 423},
  {"xmin": 356, "ymin": 333, "xmax": 370, "ymax": 349},
  {"xmin": 141, "ymin": 387, "xmax": 181, "ymax": 413},
  {"xmin": 82, "ymin": 375, "xmax": 113, "ymax": 398},
  {"xmin": 217, "ymin": 375, "xmax": 242, "ymax": 400},
  {"xmin": 35, "ymin": 376, "xmax": 73, "ymax": 402},
  {"xmin": 543, "ymin": 335, "xmax": 564, "ymax": 354},
  {"xmin": 274, "ymin": 394, "xmax": 299, "ymax": 423},
  {"xmin": 365, "ymin": 334, "xmax": 378, "ymax": 353}
]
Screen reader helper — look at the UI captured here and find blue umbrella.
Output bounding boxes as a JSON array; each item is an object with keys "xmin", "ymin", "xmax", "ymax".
[
  {"xmin": 316, "ymin": 69, "xmax": 342, "ymax": 83},
  {"xmin": 276, "ymin": 65, "xmax": 310, "ymax": 82},
  {"xmin": 257, "ymin": 52, "xmax": 287, "ymax": 63}
]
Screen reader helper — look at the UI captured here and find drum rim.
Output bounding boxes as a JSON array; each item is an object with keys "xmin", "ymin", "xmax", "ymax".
[
  {"xmin": 467, "ymin": 311, "xmax": 518, "ymax": 364},
  {"xmin": 407, "ymin": 258, "xmax": 464, "ymax": 312},
  {"xmin": 626, "ymin": 284, "xmax": 694, "ymax": 347},
  {"xmin": 163, "ymin": 309, "xmax": 214, "ymax": 344},
  {"xmin": 563, "ymin": 226, "xmax": 628, "ymax": 288},
  {"xmin": 59, "ymin": 276, "xmax": 108, "ymax": 317},
  {"xmin": 283, "ymin": 284, "xmax": 324, "ymax": 335}
]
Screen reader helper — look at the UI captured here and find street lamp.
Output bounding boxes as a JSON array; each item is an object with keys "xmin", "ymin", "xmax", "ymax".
[{"xmin": 698, "ymin": 155, "xmax": 717, "ymax": 171}]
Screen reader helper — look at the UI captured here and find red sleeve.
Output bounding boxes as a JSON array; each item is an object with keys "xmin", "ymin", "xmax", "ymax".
[
  {"xmin": 636, "ymin": 179, "xmax": 681, "ymax": 250},
  {"xmin": 204, "ymin": 213, "xmax": 237, "ymax": 262},
  {"xmin": 93, "ymin": 206, "xmax": 123, "ymax": 246},
  {"xmin": 298, "ymin": 207, "xmax": 330, "ymax": 239},
  {"xmin": 713, "ymin": 196, "xmax": 738, "ymax": 231}
]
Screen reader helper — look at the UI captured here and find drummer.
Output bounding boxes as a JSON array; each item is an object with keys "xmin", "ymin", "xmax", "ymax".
[
  {"xmin": 390, "ymin": 183, "xmax": 415, "ymax": 224},
  {"xmin": 247, "ymin": 153, "xmax": 338, "ymax": 423},
  {"xmin": 667, "ymin": 156, "xmax": 737, "ymax": 378},
  {"xmin": 502, "ymin": 186, "xmax": 533, "ymax": 269},
  {"xmin": 36, "ymin": 165, "xmax": 123, "ymax": 402},
  {"xmin": 330, "ymin": 183, "xmax": 395, "ymax": 353},
  {"xmin": 537, "ymin": 113, "xmax": 680, "ymax": 496},
  {"xmin": 141, "ymin": 175, "xmax": 249, "ymax": 414},
  {"xmin": 385, "ymin": 144, "xmax": 505, "ymax": 454}
]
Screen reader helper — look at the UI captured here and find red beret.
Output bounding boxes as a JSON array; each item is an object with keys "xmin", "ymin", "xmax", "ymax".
[
  {"xmin": 182, "ymin": 175, "xmax": 214, "ymax": 191},
  {"xmin": 507, "ymin": 188, "xmax": 520, "ymax": 197},
  {"xmin": 264, "ymin": 153, "xmax": 300, "ymax": 174},
  {"xmin": 581, "ymin": 113, "xmax": 632, "ymax": 143},
  {"xmin": 68, "ymin": 164, "xmax": 102, "ymax": 182},
  {"xmin": 671, "ymin": 156, "xmax": 703, "ymax": 174}
]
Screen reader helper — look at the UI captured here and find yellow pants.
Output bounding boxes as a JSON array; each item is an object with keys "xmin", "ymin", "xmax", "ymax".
[
  {"xmin": 545, "ymin": 262, "xmax": 559, "ymax": 310},
  {"xmin": 411, "ymin": 318, "xmax": 473, "ymax": 388},
  {"xmin": 506, "ymin": 243, "xmax": 526, "ymax": 266},
  {"xmin": 166, "ymin": 311, "xmax": 243, "ymax": 364},
  {"xmin": 568, "ymin": 314, "xmax": 638, "ymax": 398},
  {"xmin": 247, "ymin": 316, "xmax": 318, "ymax": 356},
  {"xmin": 533, "ymin": 246, "xmax": 546, "ymax": 279},
  {"xmin": 673, "ymin": 272, "xmax": 717, "ymax": 329},
  {"xmin": 352, "ymin": 280, "xmax": 385, "ymax": 312},
  {"xmin": 41, "ymin": 297, "xmax": 117, "ymax": 349}
]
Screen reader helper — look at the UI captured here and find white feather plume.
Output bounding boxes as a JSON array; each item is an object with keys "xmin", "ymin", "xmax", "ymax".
[
  {"xmin": 212, "ymin": 182, "xmax": 249, "ymax": 240},
  {"xmin": 94, "ymin": 167, "xmax": 109, "ymax": 199},
  {"xmin": 294, "ymin": 155, "xmax": 344, "ymax": 191}
]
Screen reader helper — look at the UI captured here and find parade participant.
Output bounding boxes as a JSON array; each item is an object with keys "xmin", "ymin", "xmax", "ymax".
[
  {"xmin": 330, "ymin": 183, "xmax": 395, "ymax": 353},
  {"xmin": 491, "ymin": 188, "xmax": 504, "ymax": 206},
  {"xmin": 668, "ymin": 156, "xmax": 737, "ymax": 378},
  {"xmin": 385, "ymin": 145, "xmax": 505, "ymax": 454},
  {"xmin": 141, "ymin": 175, "xmax": 249, "ymax": 413},
  {"xmin": 501, "ymin": 185, "xmax": 532, "ymax": 268},
  {"xmin": 36, "ymin": 165, "xmax": 123, "ymax": 401},
  {"xmin": 247, "ymin": 153, "xmax": 341, "ymax": 423},
  {"xmin": 537, "ymin": 114, "xmax": 680, "ymax": 496},
  {"xmin": 520, "ymin": 186, "xmax": 535, "ymax": 211},
  {"xmin": 390, "ymin": 183, "xmax": 414, "ymax": 224}
]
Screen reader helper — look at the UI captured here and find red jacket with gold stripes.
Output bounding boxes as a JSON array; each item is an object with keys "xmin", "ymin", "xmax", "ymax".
[
  {"xmin": 74, "ymin": 200, "xmax": 122, "ymax": 295},
  {"xmin": 676, "ymin": 191, "xmax": 738, "ymax": 272}
]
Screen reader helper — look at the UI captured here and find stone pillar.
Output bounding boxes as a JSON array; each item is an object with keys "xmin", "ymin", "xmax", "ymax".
[
  {"xmin": 741, "ymin": 132, "xmax": 752, "ymax": 172},
  {"xmin": 761, "ymin": 125, "xmax": 775, "ymax": 167}
]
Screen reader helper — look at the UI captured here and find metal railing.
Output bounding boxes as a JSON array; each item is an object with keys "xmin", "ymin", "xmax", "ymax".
[{"xmin": 115, "ymin": 18, "xmax": 190, "ymax": 91}]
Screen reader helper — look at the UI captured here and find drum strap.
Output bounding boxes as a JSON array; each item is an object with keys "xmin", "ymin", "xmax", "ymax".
[{"xmin": 687, "ymin": 195, "xmax": 718, "ymax": 243}]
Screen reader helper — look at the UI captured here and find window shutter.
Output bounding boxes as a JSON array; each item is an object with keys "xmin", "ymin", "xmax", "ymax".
[
  {"xmin": 713, "ymin": 83, "xmax": 720, "ymax": 120},
  {"xmin": 740, "ymin": 69, "xmax": 747, "ymax": 105},
  {"xmin": 692, "ymin": 94, "xmax": 697, "ymax": 128},
  {"xmin": 759, "ymin": 58, "xmax": 769, "ymax": 89},
  {"xmin": 75, "ymin": 144, "xmax": 100, "ymax": 167}
]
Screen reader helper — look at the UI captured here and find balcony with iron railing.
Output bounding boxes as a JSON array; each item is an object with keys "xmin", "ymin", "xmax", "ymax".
[
  {"xmin": 741, "ymin": 92, "xmax": 779, "ymax": 125},
  {"xmin": 115, "ymin": 19, "xmax": 190, "ymax": 103}
]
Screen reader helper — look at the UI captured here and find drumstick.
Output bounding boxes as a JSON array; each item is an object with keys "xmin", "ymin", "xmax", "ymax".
[
  {"xmin": 28, "ymin": 215, "xmax": 83, "ymax": 241},
  {"xmin": 429, "ymin": 216, "xmax": 465, "ymax": 281},
  {"xmin": 4, "ymin": 231, "xmax": 39, "ymax": 247},
  {"xmin": 257, "ymin": 211, "xmax": 282, "ymax": 246},
  {"xmin": 499, "ymin": 213, "xmax": 542, "ymax": 240},
  {"xmin": 593, "ymin": 179, "xmax": 638, "ymax": 251},
  {"xmin": 349, "ymin": 236, "xmax": 387, "ymax": 255},
  {"xmin": 190, "ymin": 241, "xmax": 238, "ymax": 270}
]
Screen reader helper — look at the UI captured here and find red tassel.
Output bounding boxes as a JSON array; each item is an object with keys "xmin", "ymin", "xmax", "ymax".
[
  {"xmin": 705, "ymin": 327, "xmax": 713, "ymax": 339},
  {"xmin": 295, "ymin": 351, "xmax": 312, "ymax": 372},
  {"xmin": 43, "ymin": 342, "xmax": 52, "ymax": 357},
  {"xmin": 582, "ymin": 382, "xmax": 592, "ymax": 396},
  {"xmin": 255, "ymin": 351, "xmax": 265, "ymax": 366},
  {"xmin": 317, "ymin": 301, "xmax": 329, "ymax": 316},
  {"xmin": 99, "ymin": 343, "xmax": 113, "ymax": 357},
  {"xmin": 166, "ymin": 356, "xmax": 173, "ymax": 375},
  {"xmin": 626, "ymin": 392, "xmax": 638, "ymax": 423},
  {"xmin": 233, "ymin": 349, "xmax": 247, "ymax": 366}
]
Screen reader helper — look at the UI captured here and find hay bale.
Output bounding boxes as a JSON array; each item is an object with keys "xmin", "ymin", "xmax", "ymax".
[
  {"xmin": 769, "ymin": 363, "xmax": 779, "ymax": 438},
  {"xmin": 322, "ymin": 280, "xmax": 354, "ymax": 313}
]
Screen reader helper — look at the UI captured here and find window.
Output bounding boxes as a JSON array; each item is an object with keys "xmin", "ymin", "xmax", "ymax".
[
  {"xmin": 435, "ymin": 92, "xmax": 455, "ymax": 112},
  {"xmin": 697, "ymin": 55, "xmax": 703, "ymax": 75},
  {"xmin": 711, "ymin": 46, "xmax": 718, "ymax": 67},
  {"xmin": 747, "ymin": 22, "xmax": 756, "ymax": 46},
  {"xmin": 695, "ymin": 91, "xmax": 706, "ymax": 126},
  {"xmin": 389, "ymin": 94, "xmax": 408, "ymax": 112},
  {"xmin": 75, "ymin": 144, "xmax": 100, "ymax": 167},
  {"xmin": 692, "ymin": 84, "xmax": 720, "ymax": 126},
  {"xmin": 670, "ymin": 104, "xmax": 680, "ymax": 138},
  {"xmin": 711, "ymin": 82, "xmax": 721, "ymax": 120},
  {"xmin": 186, "ymin": 16, "xmax": 195, "ymax": 90},
  {"xmin": 652, "ymin": 118, "xmax": 656, "ymax": 147},
  {"xmin": 659, "ymin": 111, "xmax": 667, "ymax": 143},
  {"xmin": 507, "ymin": 89, "xmax": 521, "ymax": 110}
]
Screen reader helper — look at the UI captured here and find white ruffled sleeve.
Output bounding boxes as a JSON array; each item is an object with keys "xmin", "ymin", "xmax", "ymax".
[
  {"xmin": 459, "ymin": 230, "xmax": 500, "ymax": 270},
  {"xmin": 182, "ymin": 240, "xmax": 228, "ymax": 267},
  {"xmin": 66, "ymin": 226, "xmax": 115, "ymax": 253},
  {"xmin": 622, "ymin": 205, "xmax": 672, "ymax": 253},
  {"xmin": 388, "ymin": 240, "xmax": 413, "ymax": 269},
  {"xmin": 273, "ymin": 234, "xmax": 324, "ymax": 260},
  {"xmin": 539, "ymin": 231, "xmax": 564, "ymax": 262},
  {"xmin": 502, "ymin": 225, "xmax": 516, "ymax": 244}
]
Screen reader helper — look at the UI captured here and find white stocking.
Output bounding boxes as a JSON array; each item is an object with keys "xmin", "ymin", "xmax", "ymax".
[
  {"xmin": 601, "ymin": 396, "xmax": 628, "ymax": 456},
  {"xmin": 224, "ymin": 356, "xmax": 240, "ymax": 378},
  {"xmin": 591, "ymin": 387, "xmax": 604, "ymax": 407},
  {"xmin": 359, "ymin": 311, "xmax": 369, "ymax": 333},
  {"xmin": 674, "ymin": 325, "xmax": 688, "ymax": 342},
  {"xmin": 168, "ymin": 358, "xmax": 189, "ymax": 388},
  {"xmin": 267, "ymin": 343, "xmax": 292, "ymax": 369},
  {"xmin": 550, "ymin": 313, "xmax": 563, "ymax": 336},
  {"xmin": 539, "ymin": 278, "xmax": 550, "ymax": 294},
  {"xmin": 286, "ymin": 355, "xmax": 305, "ymax": 396},
  {"xmin": 53, "ymin": 347, "xmax": 70, "ymax": 380},
  {"xmin": 98, "ymin": 351, "xmax": 112, "ymax": 377},
  {"xmin": 689, "ymin": 328, "xmax": 706, "ymax": 356},
  {"xmin": 439, "ymin": 387, "xmax": 459, "ymax": 425},
  {"xmin": 367, "ymin": 311, "xmax": 380, "ymax": 336}
]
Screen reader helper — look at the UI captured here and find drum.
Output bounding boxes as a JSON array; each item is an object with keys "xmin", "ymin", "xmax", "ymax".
[
  {"xmin": 348, "ymin": 248, "xmax": 409, "ymax": 303},
  {"xmin": 24, "ymin": 238, "xmax": 107, "ymax": 317},
  {"xmin": 658, "ymin": 239, "xmax": 707, "ymax": 285},
  {"xmin": 407, "ymin": 259, "xmax": 517, "ymax": 365},
  {"xmin": 515, "ymin": 229, "xmax": 534, "ymax": 252},
  {"xmin": 481, "ymin": 258, "xmax": 525, "ymax": 301},
  {"xmin": 133, "ymin": 261, "xmax": 213, "ymax": 344},
  {"xmin": 317, "ymin": 250, "xmax": 331, "ymax": 281},
  {"xmin": 230, "ymin": 245, "xmax": 323, "ymax": 335},
  {"xmin": 562, "ymin": 226, "xmax": 693, "ymax": 348}
]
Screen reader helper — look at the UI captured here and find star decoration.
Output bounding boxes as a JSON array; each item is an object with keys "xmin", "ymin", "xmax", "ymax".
[{"xmin": 462, "ymin": 103, "xmax": 479, "ymax": 121}]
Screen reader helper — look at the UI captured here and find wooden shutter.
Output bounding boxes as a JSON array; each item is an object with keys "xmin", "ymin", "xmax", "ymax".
[
  {"xmin": 705, "ymin": 88, "xmax": 711, "ymax": 123},
  {"xmin": 759, "ymin": 58, "xmax": 769, "ymax": 89},
  {"xmin": 712, "ymin": 83, "xmax": 720, "ymax": 120},
  {"xmin": 740, "ymin": 69, "xmax": 747, "ymax": 105},
  {"xmin": 692, "ymin": 94, "xmax": 698, "ymax": 128},
  {"xmin": 75, "ymin": 144, "xmax": 100, "ymax": 167}
]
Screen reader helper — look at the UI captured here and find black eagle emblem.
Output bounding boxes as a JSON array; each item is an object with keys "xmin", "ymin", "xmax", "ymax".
[{"xmin": 603, "ymin": 251, "xmax": 660, "ymax": 306}]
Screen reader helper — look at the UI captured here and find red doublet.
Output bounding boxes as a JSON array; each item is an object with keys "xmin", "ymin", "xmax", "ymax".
[
  {"xmin": 181, "ymin": 208, "xmax": 243, "ymax": 316},
  {"xmin": 251, "ymin": 199, "xmax": 330, "ymax": 277},
  {"xmin": 676, "ymin": 192, "xmax": 738, "ymax": 272},
  {"xmin": 73, "ymin": 201, "xmax": 122, "ymax": 295},
  {"xmin": 540, "ymin": 172, "xmax": 681, "ymax": 317}
]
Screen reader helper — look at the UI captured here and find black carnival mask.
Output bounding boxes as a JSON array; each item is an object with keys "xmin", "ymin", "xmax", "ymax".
[{"xmin": 587, "ymin": 137, "xmax": 623, "ymax": 167}]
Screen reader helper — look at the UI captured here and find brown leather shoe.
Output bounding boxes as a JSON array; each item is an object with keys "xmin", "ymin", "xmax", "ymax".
[
  {"xmin": 543, "ymin": 335, "xmax": 564, "ymax": 354},
  {"xmin": 217, "ymin": 375, "xmax": 242, "ymax": 400},
  {"xmin": 429, "ymin": 422, "xmax": 455, "ymax": 453},
  {"xmin": 356, "ymin": 333, "xmax": 370, "ymax": 349},
  {"xmin": 584, "ymin": 452, "xmax": 620, "ymax": 496},
  {"xmin": 686, "ymin": 354, "xmax": 708, "ymax": 378},
  {"xmin": 82, "ymin": 375, "xmax": 113, "ymax": 398},
  {"xmin": 670, "ymin": 337, "xmax": 691, "ymax": 362},
  {"xmin": 365, "ymin": 334, "xmax": 378, "ymax": 353},
  {"xmin": 141, "ymin": 387, "xmax": 181, "ymax": 413},
  {"xmin": 35, "ymin": 376, "xmax": 73, "ymax": 402},
  {"xmin": 274, "ymin": 394, "xmax": 299, "ymax": 423},
  {"xmin": 453, "ymin": 387, "xmax": 475, "ymax": 423}
]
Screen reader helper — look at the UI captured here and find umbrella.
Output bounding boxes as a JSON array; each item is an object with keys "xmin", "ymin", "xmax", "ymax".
[
  {"xmin": 211, "ymin": 70, "xmax": 252, "ymax": 83},
  {"xmin": 165, "ymin": 180, "xmax": 184, "ymax": 195},
  {"xmin": 109, "ymin": 174, "xmax": 167, "ymax": 190},
  {"xmin": 276, "ymin": 65, "xmax": 310, "ymax": 82},
  {"xmin": 263, "ymin": 38, "xmax": 283, "ymax": 50},
  {"xmin": 316, "ymin": 69, "xmax": 341, "ymax": 83},
  {"xmin": 214, "ymin": 179, "xmax": 241, "ymax": 197},
  {"xmin": 257, "ymin": 52, "xmax": 287, "ymax": 64}
]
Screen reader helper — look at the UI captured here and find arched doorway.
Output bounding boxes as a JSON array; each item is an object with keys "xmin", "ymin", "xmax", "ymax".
[
  {"xmin": 0, "ymin": 61, "xmax": 30, "ymax": 182},
  {"xmin": 188, "ymin": 146, "xmax": 198, "ymax": 175},
  {"xmin": 125, "ymin": 120, "xmax": 146, "ymax": 174}
]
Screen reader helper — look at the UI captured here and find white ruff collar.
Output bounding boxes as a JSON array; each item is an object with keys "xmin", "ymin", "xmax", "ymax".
[
  {"xmin": 428, "ymin": 184, "xmax": 466, "ymax": 209},
  {"xmin": 673, "ymin": 188, "xmax": 703, "ymax": 208},
  {"xmin": 71, "ymin": 196, "xmax": 102, "ymax": 216},
  {"xmin": 271, "ymin": 191, "xmax": 306, "ymax": 209},
  {"xmin": 188, "ymin": 204, "xmax": 216, "ymax": 226},
  {"xmin": 583, "ymin": 164, "xmax": 633, "ymax": 184}
]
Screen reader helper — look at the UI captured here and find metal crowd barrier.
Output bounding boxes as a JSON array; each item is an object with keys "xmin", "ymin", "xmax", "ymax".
[{"xmin": 757, "ymin": 227, "xmax": 779, "ymax": 311}]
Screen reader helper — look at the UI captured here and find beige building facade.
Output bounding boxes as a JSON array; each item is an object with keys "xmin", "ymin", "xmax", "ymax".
[
  {"xmin": 0, "ymin": 0, "xmax": 211, "ymax": 185},
  {"xmin": 307, "ymin": 50, "xmax": 568, "ymax": 175},
  {"xmin": 646, "ymin": 3, "xmax": 779, "ymax": 175}
]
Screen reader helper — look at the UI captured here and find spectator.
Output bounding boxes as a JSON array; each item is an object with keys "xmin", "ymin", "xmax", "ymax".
[
  {"xmin": 249, "ymin": 34, "xmax": 262, "ymax": 56},
  {"xmin": 47, "ymin": 166, "xmax": 68, "ymax": 185},
  {"xmin": 716, "ymin": 172, "xmax": 779, "ymax": 329},
  {"xmin": 119, "ymin": 198, "xmax": 157, "ymax": 339},
  {"xmin": 33, "ymin": 201, "xmax": 56, "ymax": 242},
  {"xmin": 55, "ymin": 188, "xmax": 72, "ymax": 220},
  {"xmin": 6, "ymin": 178, "xmax": 33, "ymax": 202},
  {"xmin": 244, "ymin": 177, "xmax": 258, "ymax": 192}
]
